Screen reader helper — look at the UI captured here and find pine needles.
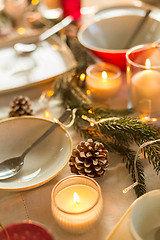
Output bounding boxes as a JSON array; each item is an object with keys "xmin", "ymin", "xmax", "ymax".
[
  {"xmin": 51, "ymin": 27, "xmax": 160, "ymax": 197},
  {"xmin": 53, "ymin": 70, "xmax": 160, "ymax": 197}
]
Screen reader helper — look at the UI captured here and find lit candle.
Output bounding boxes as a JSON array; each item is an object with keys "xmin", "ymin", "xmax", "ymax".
[
  {"xmin": 86, "ymin": 62, "xmax": 122, "ymax": 100},
  {"xmin": 132, "ymin": 58, "xmax": 160, "ymax": 114},
  {"xmin": 51, "ymin": 175, "xmax": 103, "ymax": 233}
]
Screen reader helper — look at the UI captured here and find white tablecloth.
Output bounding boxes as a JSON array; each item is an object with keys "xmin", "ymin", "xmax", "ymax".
[{"xmin": 0, "ymin": 0, "xmax": 160, "ymax": 240}]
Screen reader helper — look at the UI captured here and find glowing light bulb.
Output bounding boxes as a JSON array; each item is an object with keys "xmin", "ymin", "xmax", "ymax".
[
  {"xmin": 88, "ymin": 109, "xmax": 93, "ymax": 114},
  {"xmin": 73, "ymin": 192, "xmax": 80, "ymax": 206},
  {"xmin": 86, "ymin": 89, "xmax": 91, "ymax": 96},
  {"xmin": 80, "ymin": 73, "xmax": 86, "ymax": 81},
  {"xmin": 46, "ymin": 90, "xmax": 54, "ymax": 98},
  {"xmin": 44, "ymin": 110, "xmax": 51, "ymax": 119},
  {"xmin": 90, "ymin": 122, "xmax": 95, "ymax": 127}
]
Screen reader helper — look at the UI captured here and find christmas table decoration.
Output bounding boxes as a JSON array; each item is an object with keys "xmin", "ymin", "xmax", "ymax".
[
  {"xmin": 9, "ymin": 96, "xmax": 34, "ymax": 117},
  {"xmin": 49, "ymin": 30, "xmax": 160, "ymax": 197},
  {"xmin": 51, "ymin": 175, "xmax": 103, "ymax": 233},
  {"xmin": 69, "ymin": 139, "xmax": 109, "ymax": 178},
  {"xmin": 5, "ymin": 22, "xmax": 160, "ymax": 198}
]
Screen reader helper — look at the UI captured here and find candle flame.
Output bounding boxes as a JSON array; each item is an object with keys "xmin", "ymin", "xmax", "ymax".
[
  {"xmin": 73, "ymin": 192, "xmax": 80, "ymax": 205},
  {"xmin": 145, "ymin": 58, "xmax": 151, "ymax": 69},
  {"xmin": 102, "ymin": 71, "xmax": 107, "ymax": 80}
]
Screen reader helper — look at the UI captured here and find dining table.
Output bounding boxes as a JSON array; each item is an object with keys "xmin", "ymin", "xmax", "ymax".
[{"xmin": 0, "ymin": 0, "xmax": 160, "ymax": 239}]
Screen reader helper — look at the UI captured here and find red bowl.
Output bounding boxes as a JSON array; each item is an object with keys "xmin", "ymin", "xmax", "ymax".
[
  {"xmin": 0, "ymin": 222, "xmax": 53, "ymax": 240},
  {"xmin": 78, "ymin": 6, "xmax": 160, "ymax": 71}
]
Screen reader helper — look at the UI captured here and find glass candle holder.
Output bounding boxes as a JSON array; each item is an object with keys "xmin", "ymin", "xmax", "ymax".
[
  {"xmin": 86, "ymin": 62, "xmax": 122, "ymax": 101},
  {"xmin": 126, "ymin": 43, "xmax": 160, "ymax": 117},
  {"xmin": 51, "ymin": 175, "xmax": 103, "ymax": 234}
]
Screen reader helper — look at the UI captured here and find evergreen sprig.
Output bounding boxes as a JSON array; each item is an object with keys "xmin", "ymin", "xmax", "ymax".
[
  {"xmin": 53, "ymin": 71, "xmax": 160, "ymax": 197},
  {"xmin": 51, "ymin": 27, "xmax": 160, "ymax": 197}
]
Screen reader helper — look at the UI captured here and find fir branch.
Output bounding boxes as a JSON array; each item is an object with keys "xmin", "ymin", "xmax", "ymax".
[{"xmin": 53, "ymin": 60, "xmax": 160, "ymax": 197}]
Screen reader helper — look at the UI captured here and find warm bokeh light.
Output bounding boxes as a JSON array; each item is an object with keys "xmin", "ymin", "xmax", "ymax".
[
  {"xmin": 145, "ymin": 58, "xmax": 151, "ymax": 69},
  {"xmin": 152, "ymin": 118, "xmax": 157, "ymax": 122},
  {"xmin": 88, "ymin": 109, "xmax": 93, "ymax": 114},
  {"xmin": 140, "ymin": 115, "xmax": 157, "ymax": 122},
  {"xmin": 86, "ymin": 89, "xmax": 91, "ymax": 96},
  {"xmin": 17, "ymin": 27, "xmax": 25, "ymax": 35},
  {"xmin": 90, "ymin": 122, "xmax": 95, "ymax": 127},
  {"xmin": 81, "ymin": 115, "xmax": 85, "ymax": 120},
  {"xmin": 44, "ymin": 110, "xmax": 51, "ymax": 119},
  {"xmin": 51, "ymin": 44, "xmax": 59, "ymax": 50},
  {"xmin": 73, "ymin": 192, "xmax": 80, "ymax": 205},
  {"xmin": 46, "ymin": 90, "xmax": 54, "ymax": 98},
  {"xmin": 32, "ymin": 0, "xmax": 39, "ymax": 5},
  {"xmin": 122, "ymin": 188, "xmax": 128, "ymax": 194},
  {"xmin": 127, "ymin": 66, "xmax": 130, "ymax": 73},
  {"xmin": 80, "ymin": 73, "xmax": 86, "ymax": 81}
]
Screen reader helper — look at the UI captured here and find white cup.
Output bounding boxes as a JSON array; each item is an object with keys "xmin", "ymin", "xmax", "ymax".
[{"xmin": 130, "ymin": 190, "xmax": 160, "ymax": 240}]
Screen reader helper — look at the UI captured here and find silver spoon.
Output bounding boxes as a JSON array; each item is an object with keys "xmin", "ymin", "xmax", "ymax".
[
  {"xmin": 0, "ymin": 109, "xmax": 71, "ymax": 180},
  {"xmin": 14, "ymin": 15, "xmax": 73, "ymax": 55}
]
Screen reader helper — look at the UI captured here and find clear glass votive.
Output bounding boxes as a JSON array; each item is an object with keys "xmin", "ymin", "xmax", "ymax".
[
  {"xmin": 51, "ymin": 175, "xmax": 103, "ymax": 234},
  {"xmin": 86, "ymin": 62, "xmax": 122, "ymax": 101},
  {"xmin": 126, "ymin": 43, "xmax": 160, "ymax": 117}
]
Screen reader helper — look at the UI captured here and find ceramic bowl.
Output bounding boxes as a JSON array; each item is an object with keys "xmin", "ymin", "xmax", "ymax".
[
  {"xmin": 0, "ymin": 116, "xmax": 72, "ymax": 191},
  {"xmin": 78, "ymin": 6, "xmax": 160, "ymax": 71},
  {"xmin": 130, "ymin": 190, "xmax": 160, "ymax": 240}
]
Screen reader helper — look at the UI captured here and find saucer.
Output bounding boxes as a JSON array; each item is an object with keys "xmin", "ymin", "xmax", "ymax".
[{"xmin": 0, "ymin": 116, "xmax": 72, "ymax": 191}]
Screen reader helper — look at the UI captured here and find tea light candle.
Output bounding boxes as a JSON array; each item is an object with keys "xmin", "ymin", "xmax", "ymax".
[
  {"xmin": 51, "ymin": 175, "xmax": 103, "ymax": 234},
  {"xmin": 132, "ymin": 59, "xmax": 160, "ymax": 114},
  {"xmin": 86, "ymin": 62, "xmax": 122, "ymax": 100}
]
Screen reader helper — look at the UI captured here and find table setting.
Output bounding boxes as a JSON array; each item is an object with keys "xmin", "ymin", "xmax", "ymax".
[{"xmin": 0, "ymin": 0, "xmax": 160, "ymax": 239}]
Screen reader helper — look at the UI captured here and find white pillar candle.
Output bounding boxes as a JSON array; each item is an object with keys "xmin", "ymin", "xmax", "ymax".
[
  {"xmin": 131, "ymin": 59, "xmax": 160, "ymax": 114},
  {"xmin": 51, "ymin": 175, "xmax": 103, "ymax": 234},
  {"xmin": 86, "ymin": 62, "xmax": 121, "ymax": 100}
]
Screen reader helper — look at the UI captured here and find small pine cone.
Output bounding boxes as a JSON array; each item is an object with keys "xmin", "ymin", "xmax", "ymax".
[
  {"xmin": 69, "ymin": 139, "xmax": 109, "ymax": 178},
  {"xmin": 9, "ymin": 96, "xmax": 34, "ymax": 117}
]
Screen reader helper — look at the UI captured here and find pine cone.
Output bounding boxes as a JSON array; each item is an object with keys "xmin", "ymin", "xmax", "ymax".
[
  {"xmin": 69, "ymin": 139, "xmax": 109, "ymax": 178},
  {"xmin": 9, "ymin": 96, "xmax": 34, "ymax": 117}
]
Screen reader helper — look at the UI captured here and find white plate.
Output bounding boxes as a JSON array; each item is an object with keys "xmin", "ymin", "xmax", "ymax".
[
  {"xmin": 0, "ymin": 116, "xmax": 72, "ymax": 191},
  {"xmin": 0, "ymin": 36, "xmax": 76, "ymax": 94}
]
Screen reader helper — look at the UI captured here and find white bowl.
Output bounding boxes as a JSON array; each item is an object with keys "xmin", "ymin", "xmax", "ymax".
[
  {"xmin": 78, "ymin": 6, "xmax": 160, "ymax": 71},
  {"xmin": 0, "ymin": 116, "xmax": 72, "ymax": 191},
  {"xmin": 130, "ymin": 190, "xmax": 160, "ymax": 240}
]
